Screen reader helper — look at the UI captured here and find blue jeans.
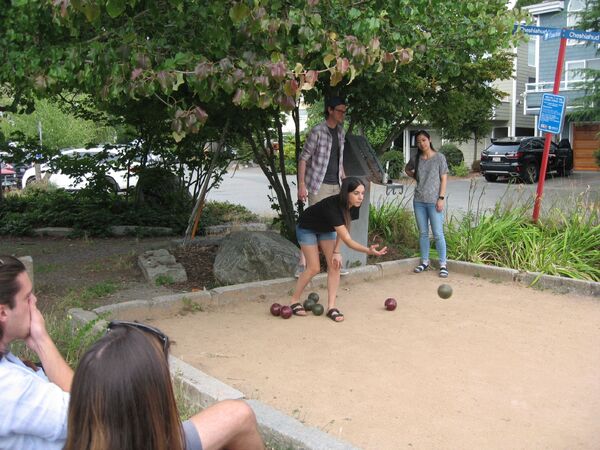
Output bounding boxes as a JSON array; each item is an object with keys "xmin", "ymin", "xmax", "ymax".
[{"xmin": 413, "ymin": 200, "xmax": 447, "ymax": 266}]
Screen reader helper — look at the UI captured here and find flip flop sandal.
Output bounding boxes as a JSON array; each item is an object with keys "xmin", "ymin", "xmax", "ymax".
[
  {"xmin": 439, "ymin": 267, "xmax": 449, "ymax": 278},
  {"xmin": 290, "ymin": 303, "xmax": 306, "ymax": 315},
  {"xmin": 326, "ymin": 308, "xmax": 344, "ymax": 322},
  {"xmin": 414, "ymin": 263, "xmax": 429, "ymax": 273}
]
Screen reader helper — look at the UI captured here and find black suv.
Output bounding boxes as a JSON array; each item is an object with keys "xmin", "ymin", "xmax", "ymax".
[{"xmin": 480, "ymin": 136, "xmax": 573, "ymax": 183}]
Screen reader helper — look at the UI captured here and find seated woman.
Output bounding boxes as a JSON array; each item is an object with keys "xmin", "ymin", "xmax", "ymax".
[
  {"xmin": 289, "ymin": 177, "xmax": 388, "ymax": 322},
  {"xmin": 63, "ymin": 320, "xmax": 264, "ymax": 450}
]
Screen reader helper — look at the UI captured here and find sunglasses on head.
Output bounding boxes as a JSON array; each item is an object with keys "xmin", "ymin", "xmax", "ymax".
[{"xmin": 107, "ymin": 320, "xmax": 170, "ymax": 354}]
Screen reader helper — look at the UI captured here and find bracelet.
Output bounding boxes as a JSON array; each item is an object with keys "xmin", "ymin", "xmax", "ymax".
[{"xmin": 333, "ymin": 251, "xmax": 341, "ymax": 254}]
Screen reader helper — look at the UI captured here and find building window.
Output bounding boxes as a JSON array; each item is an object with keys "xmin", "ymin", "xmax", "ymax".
[
  {"xmin": 528, "ymin": 37, "xmax": 536, "ymax": 67},
  {"xmin": 567, "ymin": 0, "xmax": 585, "ymax": 45},
  {"xmin": 565, "ymin": 60, "xmax": 585, "ymax": 87}
]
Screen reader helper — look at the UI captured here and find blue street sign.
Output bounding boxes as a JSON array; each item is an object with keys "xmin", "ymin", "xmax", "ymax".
[
  {"xmin": 513, "ymin": 24, "xmax": 562, "ymax": 37},
  {"xmin": 538, "ymin": 94, "xmax": 566, "ymax": 135},
  {"xmin": 561, "ymin": 29, "xmax": 600, "ymax": 43}
]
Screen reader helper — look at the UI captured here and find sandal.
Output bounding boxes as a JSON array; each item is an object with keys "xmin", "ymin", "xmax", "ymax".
[
  {"xmin": 439, "ymin": 266, "xmax": 449, "ymax": 278},
  {"xmin": 414, "ymin": 263, "xmax": 429, "ymax": 273},
  {"xmin": 290, "ymin": 303, "xmax": 306, "ymax": 316},
  {"xmin": 326, "ymin": 308, "xmax": 344, "ymax": 322}
]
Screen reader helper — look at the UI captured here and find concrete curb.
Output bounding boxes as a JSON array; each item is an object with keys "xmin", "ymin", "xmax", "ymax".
[
  {"xmin": 248, "ymin": 400, "xmax": 361, "ymax": 450},
  {"xmin": 67, "ymin": 257, "xmax": 599, "ymax": 450}
]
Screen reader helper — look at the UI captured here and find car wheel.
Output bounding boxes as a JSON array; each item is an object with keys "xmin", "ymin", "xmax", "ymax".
[
  {"xmin": 25, "ymin": 176, "xmax": 36, "ymax": 187},
  {"xmin": 484, "ymin": 174, "xmax": 498, "ymax": 182},
  {"xmin": 523, "ymin": 162, "xmax": 538, "ymax": 184}
]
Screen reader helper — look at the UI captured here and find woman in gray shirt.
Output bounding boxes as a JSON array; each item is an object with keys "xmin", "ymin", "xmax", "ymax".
[{"xmin": 405, "ymin": 130, "xmax": 449, "ymax": 278}]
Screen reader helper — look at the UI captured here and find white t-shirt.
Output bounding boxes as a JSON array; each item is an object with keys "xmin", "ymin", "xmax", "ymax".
[{"xmin": 0, "ymin": 352, "xmax": 69, "ymax": 450}]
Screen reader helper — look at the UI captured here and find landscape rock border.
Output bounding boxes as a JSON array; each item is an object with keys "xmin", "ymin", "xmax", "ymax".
[{"xmin": 68, "ymin": 258, "xmax": 598, "ymax": 450}]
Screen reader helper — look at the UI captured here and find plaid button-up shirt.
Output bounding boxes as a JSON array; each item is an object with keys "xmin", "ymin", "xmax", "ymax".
[{"xmin": 299, "ymin": 121, "xmax": 345, "ymax": 194}]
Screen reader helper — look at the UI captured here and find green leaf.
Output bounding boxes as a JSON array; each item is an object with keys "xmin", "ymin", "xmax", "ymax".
[
  {"xmin": 172, "ymin": 131, "xmax": 186, "ymax": 142},
  {"xmin": 106, "ymin": 0, "xmax": 126, "ymax": 18},
  {"xmin": 173, "ymin": 72, "xmax": 184, "ymax": 91},
  {"xmin": 81, "ymin": 3, "xmax": 101, "ymax": 22},
  {"xmin": 323, "ymin": 53, "xmax": 335, "ymax": 68},
  {"xmin": 229, "ymin": 3, "xmax": 250, "ymax": 25}
]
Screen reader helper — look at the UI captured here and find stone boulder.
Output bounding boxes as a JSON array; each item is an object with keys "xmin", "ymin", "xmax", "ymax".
[
  {"xmin": 138, "ymin": 249, "xmax": 188, "ymax": 284},
  {"xmin": 214, "ymin": 231, "xmax": 300, "ymax": 285}
]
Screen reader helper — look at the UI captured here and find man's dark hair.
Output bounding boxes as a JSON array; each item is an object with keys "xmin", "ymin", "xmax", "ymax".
[
  {"xmin": 0, "ymin": 256, "xmax": 26, "ymax": 353},
  {"xmin": 324, "ymin": 96, "xmax": 346, "ymax": 117}
]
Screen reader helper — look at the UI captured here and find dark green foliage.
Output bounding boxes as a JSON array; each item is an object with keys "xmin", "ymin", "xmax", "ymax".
[
  {"xmin": 439, "ymin": 144, "xmax": 464, "ymax": 169},
  {"xmin": 379, "ymin": 150, "xmax": 405, "ymax": 180},
  {"xmin": 595, "ymin": 149, "xmax": 600, "ymax": 168},
  {"xmin": 0, "ymin": 186, "xmax": 255, "ymax": 237}
]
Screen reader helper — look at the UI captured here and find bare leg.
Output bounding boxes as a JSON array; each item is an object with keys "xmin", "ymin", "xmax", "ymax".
[
  {"xmin": 190, "ymin": 400, "xmax": 264, "ymax": 450},
  {"xmin": 318, "ymin": 239, "xmax": 342, "ymax": 320},
  {"xmin": 290, "ymin": 244, "xmax": 320, "ymax": 313}
]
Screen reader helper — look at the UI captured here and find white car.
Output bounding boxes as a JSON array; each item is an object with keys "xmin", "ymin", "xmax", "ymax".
[{"xmin": 21, "ymin": 147, "xmax": 148, "ymax": 192}]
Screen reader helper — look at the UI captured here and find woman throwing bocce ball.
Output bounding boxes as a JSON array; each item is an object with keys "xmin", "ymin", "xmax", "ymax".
[
  {"xmin": 404, "ymin": 129, "xmax": 449, "ymax": 278},
  {"xmin": 288, "ymin": 177, "xmax": 387, "ymax": 322}
]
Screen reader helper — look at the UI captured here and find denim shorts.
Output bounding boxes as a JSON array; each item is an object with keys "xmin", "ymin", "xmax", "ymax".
[{"xmin": 296, "ymin": 225, "xmax": 336, "ymax": 245}]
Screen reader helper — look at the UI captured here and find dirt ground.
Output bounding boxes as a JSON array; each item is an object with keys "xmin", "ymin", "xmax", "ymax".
[
  {"xmin": 0, "ymin": 236, "xmax": 216, "ymax": 311},
  {"xmin": 2, "ymin": 236, "xmax": 599, "ymax": 449},
  {"xmin": 152, "ymin": 270, "xmax": 600, "ymax": 450}
]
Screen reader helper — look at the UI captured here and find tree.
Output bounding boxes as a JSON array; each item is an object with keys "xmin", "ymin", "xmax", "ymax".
[
  {"xmin": 427, "ymin": 86, "xmax": 500, "ymax": 162},
  {"xmin": 514, "ymin": 0, "xmax": 540, "ymax": 9},
  {"xmin": 1, "ymin": 0, "xmax": 524, "ymax": 240},
  {"xmin": 340, "ymin": 1, "xmax": 524, "ymax": 153}
]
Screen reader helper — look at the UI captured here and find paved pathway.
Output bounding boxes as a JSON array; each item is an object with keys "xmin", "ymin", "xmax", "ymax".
[{"xmin": 207, "ymin": 167, "xmax": 599, "ymax": 218}]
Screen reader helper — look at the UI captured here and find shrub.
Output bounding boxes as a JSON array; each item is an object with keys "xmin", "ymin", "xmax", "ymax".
[
  {"xmin": 379, "ymin": 150, "xmax": 405, "ymax": 180},
  {"xmin": 594, "ymin": 148, "xmax": 600, "ymax": 168},
  {"xmin": 439, "ymin": 143, "xmax": 464, "ymax": 169},
  {"xmin": 450, "ymin": 163, "xmax": 469, "ymax": 177}
]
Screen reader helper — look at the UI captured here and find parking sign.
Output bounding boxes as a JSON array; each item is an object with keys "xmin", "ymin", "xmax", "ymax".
[{"xmin": 538, "ymin": 93, "xmax": 566, "ymax": 135}]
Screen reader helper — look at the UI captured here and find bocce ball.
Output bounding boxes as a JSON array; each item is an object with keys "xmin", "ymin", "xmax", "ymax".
[
  {"xmin": 280, "ymin": 305, "xmax": 293, "ymax": 319},
  {"xmin": 384, "ymin": 297, "xmax": 397, "ymax": 311},
  {"xmin": 308, "ymin": 292, "xmax": 319, "ymax": 303},
  {"xmin": 311, "ymin": 303, "xmax": 324, "ymax": 316},
  {"xmin": 438, "ymin": 284, "xmax": 453, "ymax": 299},
  {"xmin": 270, "ymin": 303, "xmax": 282, "ymax": 316},
  {"xmin": 303, "ymin": 298, "xmax": 316, "ymax": 312}
]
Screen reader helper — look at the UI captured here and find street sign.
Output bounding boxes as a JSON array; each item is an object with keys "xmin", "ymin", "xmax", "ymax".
[
  {"xmin": 538, "ymin": 93, "xmax": 566, "ymax": 135},
  {"xmin": 561, "ymin": 29, "xmax": 600, "ymax": 43},
  {"xmin": 513, "ymin": 24, "xmax": 562, "ymax": 37}
]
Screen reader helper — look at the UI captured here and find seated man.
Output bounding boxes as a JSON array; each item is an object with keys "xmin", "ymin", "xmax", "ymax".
[{"xmin": 0, "ymin": 255, "xmax": 72, "ymax": 449}]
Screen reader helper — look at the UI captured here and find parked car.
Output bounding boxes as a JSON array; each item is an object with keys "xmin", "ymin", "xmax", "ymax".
[
  {"xmin": 480, "ymin": 136, "xmax": 573, "ymax": 183},
  {"xmin": 1, "ymin": 163, "xmax": 16, "ymax": 189},
  {"xmin": 0, "ymin": 150, "xmax": 31, "ymax": 187},
  {"xmin": 21, "ymin": 147, "xmax": 154, "ymax": 192}
]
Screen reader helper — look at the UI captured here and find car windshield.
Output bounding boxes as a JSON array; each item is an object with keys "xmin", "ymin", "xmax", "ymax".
[{"xmin": 486, "ymin": 143, "xmax": 521, "ymax": 154}]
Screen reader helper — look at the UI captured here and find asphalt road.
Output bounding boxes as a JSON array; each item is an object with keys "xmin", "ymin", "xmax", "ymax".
[{"xmin": 207, "ymin": 166, "xmax": 600, "ymax": 219}]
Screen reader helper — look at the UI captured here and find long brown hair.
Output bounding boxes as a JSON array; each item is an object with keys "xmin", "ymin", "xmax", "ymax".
[
  {"xmin": 63, "ymin": 326, "xmax": 185, "ymax": 450},
  {"xmin": 0, "ymin": 255, "xmax": 26, "ymax": 356},
  {"xmin": 413, "ymin": 130, "xmax": 435, "ymax": 182},
  {"xmin": 339, "ymin": 177, "xmax": 365, "ymax": 228}
]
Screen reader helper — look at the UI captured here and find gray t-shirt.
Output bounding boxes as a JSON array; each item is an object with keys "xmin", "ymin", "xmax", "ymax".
[{"xmin": 406, "ymin": 152, "xmax": 448, "ymax": 203}]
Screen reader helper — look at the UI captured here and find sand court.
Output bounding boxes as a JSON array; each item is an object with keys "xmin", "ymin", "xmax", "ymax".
[{"xmin": 151, "ymin": 269, "xmax": 600, "ymax": 450}]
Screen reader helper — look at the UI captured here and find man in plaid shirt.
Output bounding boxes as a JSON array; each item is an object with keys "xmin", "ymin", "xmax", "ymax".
[{"xmin": 295, "ymin": 96, "xmax": 348, "ymax": 277}]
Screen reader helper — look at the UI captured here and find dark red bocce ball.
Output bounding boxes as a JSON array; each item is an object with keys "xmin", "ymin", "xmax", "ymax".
[
  {"xmin": 280, "ymin": 305, "xmax": 293, "ymax": 319},
  {"xmin": 270, "ymin": 303, "xmax": 282, "ymax": 316},
  {"xmin": 384, "ymin": 297, "xmax": 397, "ymax": 311}
]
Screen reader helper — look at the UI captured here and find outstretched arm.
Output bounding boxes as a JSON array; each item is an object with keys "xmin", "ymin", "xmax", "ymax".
[{"xmin": 334, "ymin": 225, "xmax": 388, "ymax": 256}]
